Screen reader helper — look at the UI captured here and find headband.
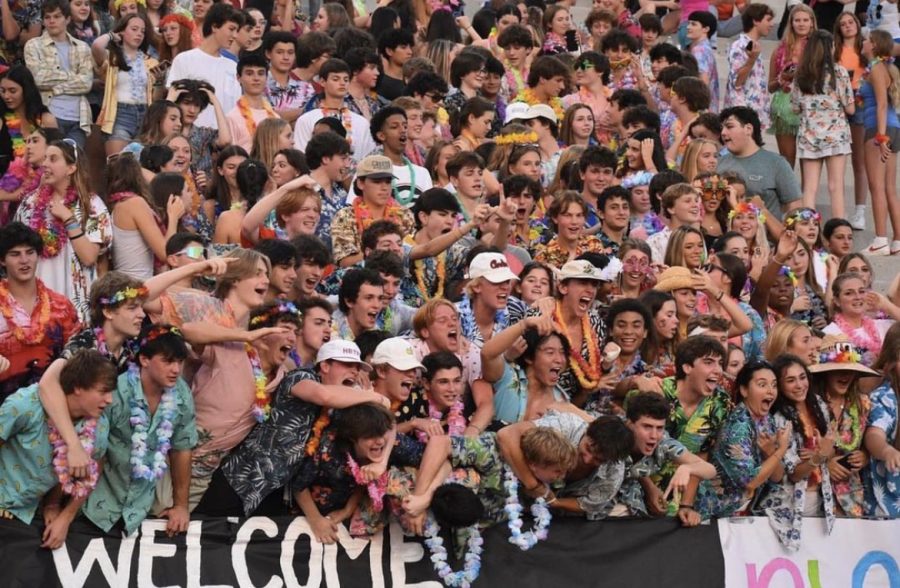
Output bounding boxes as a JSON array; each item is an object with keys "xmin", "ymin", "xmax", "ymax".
[
  {"xmin": 728, "ymin": 201, "xmax": 766, "ymax": 225},
  {"xmin": 784, "ymin": 208, "xmax": 821, "ymax": 227},
  {"xmin": 777, "ymin": 265, "xmax": 798, "ymax": 288},
  {"xmin": 98, "ymin": 285, "xmax": 148, "ymax": 307},
  {"xmin": 139, "ymin": 324, "xmax": 183, "ymax": 349}
]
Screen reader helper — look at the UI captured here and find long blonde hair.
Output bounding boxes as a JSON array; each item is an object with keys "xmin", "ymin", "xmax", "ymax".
[
  {"xmin": 680, "ymin": 138, "xmax": 718, "ymax": 182},
  {"xmin": 783, "ymin": 4, "xmax": 817, "ymax": 58},
  {"xmin": 250, "ymin": 118, "xmax": 291, "ymax": 172},
  {"xmin": 765, "ymin": 319, "xmax": 811, "ymax": 362},
  {"xmin": 870, "ymin": 29, "xmax": 900, "ymax": 108}
]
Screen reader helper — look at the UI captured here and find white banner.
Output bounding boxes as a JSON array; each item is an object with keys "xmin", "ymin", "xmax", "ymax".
[{"xmin": 719, "ymin": 517, "xmax": 900, "ymax": 588}]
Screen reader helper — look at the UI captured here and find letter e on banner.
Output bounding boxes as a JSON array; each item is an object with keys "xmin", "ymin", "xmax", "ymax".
[{"xmin": 137, "ymin": 520, "xmax": 179, "ymax": 588}]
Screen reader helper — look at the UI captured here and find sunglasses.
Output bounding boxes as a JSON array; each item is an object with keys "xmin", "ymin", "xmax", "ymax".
[
  {"xmin": 427, "ymin": 93, "xmax": 445, "ymax": 103},
  {"xmin": 703, "ymin": 263, "xmax": 729, "ymax": 278},
  {"xmin": 177, "ymin": 245, "xmax": 207, "ymax": 260},
  {"xmin": 574, "ymin": 61, "xmax": 595, "ymax": 71}
]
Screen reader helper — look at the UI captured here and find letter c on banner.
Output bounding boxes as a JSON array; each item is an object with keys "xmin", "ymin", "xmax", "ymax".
[
  {"xmin": 746, "ymin": 558, "xmax": 805, "ymax": 588},
  {"xmin": 852, "ymin": 551, "xmax": 900, "ymax": 588},
  {"xmin": 233, "ymin": 518, "xmax": 283, "ymax": 588}
]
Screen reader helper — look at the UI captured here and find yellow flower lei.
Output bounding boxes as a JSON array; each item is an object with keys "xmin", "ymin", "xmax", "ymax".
[
  {"xmin": 495, "ymin": 131, "xmax": 539, "ymax": 146},
  {"xmin": 552, "ymin": 302, "xmax": 602, "ymax": 390},
  {"xmin": 516, "ymin": 88, "xmax": 565, "ymax": 123}
]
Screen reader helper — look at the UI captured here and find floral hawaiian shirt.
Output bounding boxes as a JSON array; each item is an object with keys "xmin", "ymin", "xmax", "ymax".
[
  {"xmin": 725, "ymin": 33, "xmax": 770, "ymax": 130},
  {"xmin": 616, "ymin": 435, "xmax": 687, "ymax": 516},
  {"xmin": 864, "ymin": 381, "xmax": 900, "ymax": 518}
]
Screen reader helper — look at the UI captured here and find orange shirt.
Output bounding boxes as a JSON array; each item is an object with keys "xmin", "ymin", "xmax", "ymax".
[{"xmin": 839, "ymin": 45, "xmax": 864, "ymax": 90}]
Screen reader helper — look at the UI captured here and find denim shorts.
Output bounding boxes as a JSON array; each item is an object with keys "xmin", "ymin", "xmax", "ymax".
[{"xmin": 108, "ymin": 103, "xmax": 147, "ymax": 141}]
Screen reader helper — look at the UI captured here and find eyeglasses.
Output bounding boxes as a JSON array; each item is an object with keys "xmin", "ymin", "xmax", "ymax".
[
  {"xmin": 703, "ymin": 263, "xmax": 729, "ymax": 278},
  {"xmin": 177, "ymin": 245, "xmax": 207, "ymax": 260}
]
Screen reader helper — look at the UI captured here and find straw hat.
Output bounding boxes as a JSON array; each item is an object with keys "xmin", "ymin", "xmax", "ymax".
[
  {"xmin": 808, "ymin": 334, "xmax": 879, "ymax": 377},
  {"xmin": 654, "ymin": 266, "xmax": 695, "ymax": 292}
]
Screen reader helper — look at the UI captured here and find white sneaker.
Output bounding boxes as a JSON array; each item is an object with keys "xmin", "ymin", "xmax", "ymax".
[
  {"xmin": 850, "ymin": 209, "xmax": 866, "ymax": 231},
  {"xmin": 864, "ymin": 241, "xmax": 890, "ymax": 256}
]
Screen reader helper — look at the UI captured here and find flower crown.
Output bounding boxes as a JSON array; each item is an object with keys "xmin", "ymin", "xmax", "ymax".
[
  {"xmin": 139, "ymin": 325, "xmax": 183, "ymax": 349},
  {"xmin": 785, "ymin": 208, "xmax": 821, "ymax": 227},
  {"xmin": 818, "ymin": 341, "xmax": 863, "ymax": 365},
  {"xmin": 728, "ymin": 201, "xmax": 766, "ymax": 224},
  {"xmin": 495, "ymin": 132, "xmax": 539, "ymax": 147},
  {"xmin": 99, "ymin": 286, "xmax": 149, "ymax": 307},
  {"xmin": 159, "ymin": 11, "xmax": 195, "ymax": 32},
  {"xmin": 249, "ymin": 301, "xmax": 302, "ymax": 328},
  {"xmin": 777, "ymin": 265, "xmax": 798, "ymax": 287},
  {"xmin": 621, "ymin": 171, "xmax": 654, "ymax": 189}
]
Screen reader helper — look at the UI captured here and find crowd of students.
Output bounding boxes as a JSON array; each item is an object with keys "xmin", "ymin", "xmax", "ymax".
[{"xmin": 0, "ymin": 0, "xmax": 900, "ymax": 580}]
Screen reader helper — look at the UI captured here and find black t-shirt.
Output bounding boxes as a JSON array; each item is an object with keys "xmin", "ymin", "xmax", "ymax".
[{"xmin": 376, "ymin": 74, "xmax": 407, "ymax": 102}]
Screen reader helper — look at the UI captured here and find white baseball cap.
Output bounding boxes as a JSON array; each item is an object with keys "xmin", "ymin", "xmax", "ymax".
[
  {"xmin": 557, "ymin": 259, "xmax": 604, "ymax": 282},
  {"xmin": 371, "ymin": 338, "xmax": 425, "ymax": 371},
  {"xmin": 316, "ymin": 340, "xmax": 372, "ymax": 372},
  {"xmin": 466, "ymin": 252, "xmax": 519, "ymax": 284},
  {"xmin": 504, "ymin": 101, "xmax": 531, "ymax": 124}
]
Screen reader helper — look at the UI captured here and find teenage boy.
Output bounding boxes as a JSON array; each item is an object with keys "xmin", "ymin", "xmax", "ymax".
[
  {"xmin": 686, "ymin": 11, "xmax": 719, "ymax": 113},
  {"xmin": 375, "ymin": 29, "xmax": 414, "ymax": 101},
  {"xmin": 0, "ymin": 350, "xmax": 115, "ymax": 549},
  {"xmin": 607, "ymin": 89, "xmax": 647, "ymax": 151},
  {"xmin": 405, "ymin": 70, "xmax": 449, "ymax": 120},
  {"xmin": 83, "ymin": 325, "xmax": 197, "ymax": 536},
  {"xmin": 330, "ymin": 251, "xmax": 415, "ymax": 336},
  {"xmin": 365, "ymin": 105, "xmax": 432, "ymax": 208},
  {"xmin": 254, "ymin": 239, "xmax": 299, "ymax": 302},
  {"xmin": 24, "ymin": 0, "xmax": 93, "ymax": 146},
  {"xmin": 517, "ymin": 56, "xmax": 569, "ymax": 120},
  {"xmin": 611, "ymin": 392, "xmax": 717, "ymax": 526},
  {"xmin": 287, "ymin": 296, "xmax": 333, "ymax": 371},
  {"xmin": 294, "ymin": 58, "xmax": 376, "ymax": 160},
  {"xmin": 595, "ymin": 186, "xmax": 631, "ymax": 256},
  {"xmin": 291, "ymin": 234, "xmax": 332, "ymax": 302},
  {"xmin": 0, "ymin": 223, "xmax": 79, "ymax": 400},
  {"xmin": 447, "ymin": 151, "xmax": 487, "ymax": 223},
  {"xmin": 333, "ymin": 268, "xmax": 384, "ymax": 340},
  {"xmin": 496, "ymin": 24, "xmax": 533, "ymax": 103},
  {"xmin": 491, "ymin": 412, "xmax": 633, "ymax": 520},
  {"xmin": 264, "ymin": 31, "xmax": 313, "ymax": 124},
  {"xmin": 724, "ymin": 4, "xmax": 775, "ymax": 130},
  {"xmin": 371, "ymin": 337, "xmax": 425, "ymax": 407},
  {"xmin": 305, "ymin": 131, "xmax": 351, "ymax": 250},
  {"xmin": 717, "ymin": 106, "xmax": 801, "ymax": 219},
  {"xmin": 330, "ymin": 154, "xmax": 415, "ymax": 267},
  {"xmin": 194, "ymin": 334, "xmax": 389, "ymax": 517},
  {"xmin": 345, "ymin": 47, "xmax": 387, "ymax": 120},
  {"xmin": 455, "ymin": 251, "xmax": 526, "ymax": 349},
  {"xmin": 665, "ymin": 76, "xmax": 711, "ymax": 165},
  {"xmin": 163, "ymin": 233, "xmax": 210, "ymax": 293},
  {"xmin": 167, "ymin": 3, "xmax": 243, "ymax": 129},
  {"xmin": 226, "ymin": 53, "xmax": 281, "ymax": 151},
  {"xmin": 392, "ymin": 96, "xmax": 428, "ymax": 166},
  {"xmin": 293, "ymin": 31, "xmax": 336, "ymax": 91},
  {"xmin": 579, "ymin": 146, "xmax": 618, "ymax": 228},
  {"xmin": 655, "ymin": 65, "xmax": 691, "ymax": 150}
]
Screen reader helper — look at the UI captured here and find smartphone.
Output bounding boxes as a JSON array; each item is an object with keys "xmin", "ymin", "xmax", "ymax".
[
  {"xmin": 565, "ymin": 30, "xmax": 579, "ymax": 52},
  {"xmin": 837, "ymin": 454, "xmax": 853, "ymax": 469},
  {"xmin": 745, "ymin": 40, "xmax": 754, "ymax": 51}
]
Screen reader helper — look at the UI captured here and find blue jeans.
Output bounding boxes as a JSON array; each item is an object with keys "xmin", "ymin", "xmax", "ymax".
[{"xmin": 55, "ymin": 118, "xmax": 86, "ymax": 149}]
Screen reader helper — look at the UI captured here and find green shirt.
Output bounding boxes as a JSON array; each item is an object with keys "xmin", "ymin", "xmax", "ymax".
[
  {"xmin": 83, "ymin": 371, "xmax": 197, "ymax": 534},
  {"xmin": 0, "ymin": 385, "xmax": 109, "ymax": 523}
]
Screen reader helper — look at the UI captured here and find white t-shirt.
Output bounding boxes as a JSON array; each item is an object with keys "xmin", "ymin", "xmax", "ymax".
[
  {"xmin": 166, "ymin": 49, "xmax": 240, "ymax": 130},
  {"xmin": 346, "ymin": 159, "xmax": 433, "ymax": 207},
  {"xmin": 293, "ymin": 108, "xmax": 376, "ymax": 162}
]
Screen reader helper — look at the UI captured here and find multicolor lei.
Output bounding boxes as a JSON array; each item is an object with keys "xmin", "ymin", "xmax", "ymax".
[
  {"xmin": 503, "ymin": 60, "xmax": 526, "ymax": 100},
  {"xmin": 352, "ymin": 197, "xmax": 404, "ymax": 237},
  {"xmin": 27, "ymin": 184, "xmax": 79, "ymax": 258},
  {"xmin": 128, "ymin": 365, "xmax": 176, "ymax": 481},
  {"xmin": 48, "ymin": 418, "xmax": 100, "ymax": 498},
  {"xmin": 236, "ymin": 96, "xmax": 278, "ymax": 138},
  {"xmin": 552, "ymin": 302, "xmax": 602, "ymax": 390},
  {"xmin": 0, "ymin": 157, "xmax": 40, "ymax": 194},
  {"xmin": 347, "ymin": 452, "xmax": 389, "ymax": 512},
  {"xmin": 99, "ymin": 285, "xmax": 148, "ymax": 307},
  {"xmin": 503, "ymin": 468, "xmax": 552, "ymax": 550},
  {"xmin": 423, "ymin": 513, "xmax": 483, "ymax": 588},
  {"xmin": 0, "ymin": 279, "xmax": 50, "ymax": 344},
  {"xmin": 414, "ymin": 251, "xmax": 446, "ymax": 301},
  {"xmin": 416, "ymin": 399, "xmax": 465, "ymax": 443},
  {"xmin": 246, "ymin": 342, "xmax": 271, "ymax": 423},
  {"xmin": 833, "ymin": 313, "xmax": 883, "ymax": 360},
  {"xmin": 832, "ymin": 399, "xmax": 863, "ymax": 453},
  {"xmin": 4, "ymin": 112, "xmax": 28, "ymax": 159}
]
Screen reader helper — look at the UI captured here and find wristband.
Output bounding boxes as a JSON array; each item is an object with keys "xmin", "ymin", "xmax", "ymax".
[
  {"xmin": 715, "ymin": 290, "xmax": 725, "ymax": 302},
  {"xmin": 772, "ymin": 256, "xmax": 788, "ymax": 265},
  {"xmin": 874, "ymin": 133, "xmax": 891, "ymax": 146},
  {"xmin": 547, "ymin": 497, "xmax": 558, "ymax": 506},
  {"xmin": 62, "ymin": 216, "xmax": 76, "ymax": 226},
  {"xmin": 678, "ymin": 504, "xmax": 694, "ymax": 510},
  {"xmin": 65, "ymin": 222, "xmax": 80, "ymax": 232},
  {"xmin": 69, "ymin": 232, "xmax": 85, "ymax": 240}
]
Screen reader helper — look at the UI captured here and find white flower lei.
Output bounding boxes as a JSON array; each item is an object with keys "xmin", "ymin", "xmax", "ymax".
[{"xmin": 503, "ymin": 467, "xmax": 552, "ymax": 550}]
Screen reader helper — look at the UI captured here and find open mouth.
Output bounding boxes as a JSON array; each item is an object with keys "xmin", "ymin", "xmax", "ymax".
[
  {"xmin": 254, "ymin": 286, "xmax": 268, "ymax": 297},
  {"xmin": 369, "ymin": 444, "xmax": 385, "ymax": 459},
  {"xmin": 279, "ymin": 344, "xmax": 293, "ymax": 355},
  {"xmin": 578, "ymin": 295, "xmax": 592, "ymax": 312},
  {"xmin": 366, "ymin": 310, "xmax": 378, "ymax": 324},
  {"xmin": 759, "ymin": 396, "xmax": 775, "ymax": 412},
  {"xmin": 517, "ymin": 207, "xmax": 528, "ymax": 217},
  {"xmin": 400, "ymin": 379, "xmax": 414, "ymax": 395},
  {"xmin": 548, "ymin": 367, "xmax": 561, "ymax": 380},
  {"xmin": 447, "ymin": 329, "xmax": 459, "ymax": 345},
  {"xmin": 497, "ymin": 293, "xmax": 508, "ymax": 305},
  {"xmin": 304, "ymin": 277, "xmax": 318, "ymax": 291},
  {"xmin": 342, "ymin": 376, "xmax": 357, "ymax": 386}
]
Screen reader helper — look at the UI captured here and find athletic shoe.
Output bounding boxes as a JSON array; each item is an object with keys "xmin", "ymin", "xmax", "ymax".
[
  {"xmin": 864, "ymin": 242, "xmax": 890, "ymax": 256},
  {"xmin": 850, "ymin": 209, "xmax": 866, "ymax": 231}
]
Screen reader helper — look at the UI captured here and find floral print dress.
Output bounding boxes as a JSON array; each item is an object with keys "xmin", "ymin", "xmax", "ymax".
[
  {"xmin": 756, "ymin": 403, "xmax": 836, "ymax": 552},
  {"xmin": 790, "ymin": 67, "xmax": 854, "ymax": 160}
]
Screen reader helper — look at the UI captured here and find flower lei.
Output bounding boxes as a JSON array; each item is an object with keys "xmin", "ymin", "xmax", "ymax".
[
  {"xmin": 0, "ymin": 279, "xmax": 50, "ymax": 345},
  {"xmin": 4, "ymin": 112, "xmax": 27, "ymax": 159},
  {"xmin": 248, "ymin": 300, "xmax": 301, "ymax": 328},
  {"xmin": 542, "ymin": 32, "xmax": 567, "ymax": 55},
  {"xmin": 416, "ymin": 399, "xmax": 465, "ymax": 443},
  {"xmin": 503, "ymin": 467, "xmax": 552, "ymax": 550},
  {"xmin": 516, "ymin": 88, "xmax": 565, "ymax": 123},
  {"xmin": 414, "ymin": 252, "xmax": 446, "ymax": 301},
  {"xmin": 352, "ymin": 196, "xmax": 404, "ymax": 237},
  {"xmin": 832, "ymin": 400, "xmax": 863, "ymax": 453},
  {"xmin": 833, "ymin": 314, "xmax": 883, "ymax": 359},
  {"xmin": 27, "ymin": 184, "xmax": 79, "ymax": 258},
  {"xmin": 0, "ymin": 156, "xmax": 40, "ymax": 194},
  {"xmin": 495, "ymin": 131, "xmax": 539, "ymax": 146},
  {"xmin": 552, "ymin": 302, "xmax": 602, "ymax": 390},
  {"xmin": 237, "ymin": 96, "xmax": 278, "ymax": 138},
  {"xmin": 48, "ymin": 418, "xmax": 100, "ymax": 498},
  {"xmin": 92, "ymin": 326, "xmax": 110, "ymax": 358},
  {"xmin": 503, "ymin": 60, "xmax": 525, "ymax": 99},
  {"xmin": 777, "ymin": 265, "xmax": 799, "ymax": 287},
  {"xmin": 128, "ymin": 365, "xmax": 176, "ymax": 481},
  {"xmin": 728, "ymin": 201, "xmax": 765, "ymax": 224},
  {"xmin": 305, "ymin": 408, "xmax": 330, "ymax": 456},
  {"xmin": 245, "ymin": 343, "xmax": 271, "ymax": 423},
  {"xmin": 423, "ymin": 513, "xmax": 483, "ymax": 588},
  {"xmin": 347, "ymin": 452, "xmax": 389, "ymax": 512},
  {"xmin": 322, "ymin": 107, "xmax": 353, "ymax": 146},
  {"xmin": 99, "ymin": 285, "xmax": 149, "ymax": 307}
]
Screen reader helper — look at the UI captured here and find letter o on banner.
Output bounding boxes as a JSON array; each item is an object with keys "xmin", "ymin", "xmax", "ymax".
[
  {"xmin": 852, "ymin": 551, "xmax": 900, "ymax": 588},
  {"xmin": 281, "ymin": 517, "xmax": 324, "ymax": 588}
]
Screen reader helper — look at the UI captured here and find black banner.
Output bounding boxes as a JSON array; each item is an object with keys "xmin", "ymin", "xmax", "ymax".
[{"xmin": 0, "ymin": 516, "xmax": 724, "ymax": 587}]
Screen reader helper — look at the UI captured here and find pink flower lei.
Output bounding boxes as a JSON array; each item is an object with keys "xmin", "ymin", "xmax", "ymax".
[
  {"xmin": 833, "ymin": 313, "xmax": 883, "ymax": 359},
  {"xmin": 416, "ymin": 399, "xmax": 466, "ymax": 443},
  {"xmin": 48, "ymin": 418, "xmax": 100, "ymax": 498},
  {"xmin": 347, "ymin": 453, "xmax": 389, "ymax": 512}
]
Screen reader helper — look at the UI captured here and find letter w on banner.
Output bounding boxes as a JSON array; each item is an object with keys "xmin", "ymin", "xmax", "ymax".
[{"xmin": 719, "ymin": 516, "xmax": 900, "ymax": 588}]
